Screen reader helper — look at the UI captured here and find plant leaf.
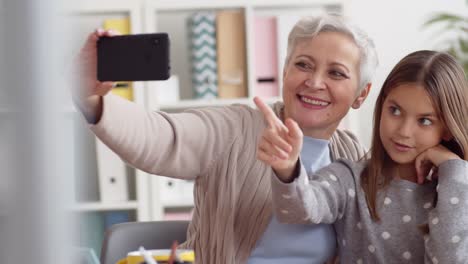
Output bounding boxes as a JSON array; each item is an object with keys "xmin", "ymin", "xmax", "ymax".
[
  {"xmin": 423, "ymin": 13, "xmax": 466, "ymax": 27},
  {"xmin": 446, "ymin": 47, "xmax": 458, "ymax": 57},
  {"xmin": 459, "ymin": 38, "xmax": 468, "ymax": 53}
]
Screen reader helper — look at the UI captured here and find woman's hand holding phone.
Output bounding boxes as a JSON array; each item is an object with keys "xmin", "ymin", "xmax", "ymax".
[{"xmin": 73, "ymin": 29, "xmax": 119, "ymax": 124}]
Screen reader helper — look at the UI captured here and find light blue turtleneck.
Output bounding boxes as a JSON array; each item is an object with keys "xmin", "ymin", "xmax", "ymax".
[{"xmin": 247, "ymin": 136, "xmax": 335, "ymax": 264}]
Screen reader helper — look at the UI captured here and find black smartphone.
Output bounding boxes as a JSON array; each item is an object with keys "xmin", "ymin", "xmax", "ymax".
[{"xmin": 97, "ymin": 33, "xmax": 170, "ymax": 81}]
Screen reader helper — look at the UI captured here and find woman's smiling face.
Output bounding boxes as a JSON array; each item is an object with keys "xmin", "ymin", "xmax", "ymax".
[{"xmin": 282, "ymin": 31, "xmax": 366, "ymax": 139}]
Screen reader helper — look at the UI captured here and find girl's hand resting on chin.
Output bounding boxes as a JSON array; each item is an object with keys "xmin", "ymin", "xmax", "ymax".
[{"xmin": 415, "ymin": 144, "xmax": 461, "ymax": 184}]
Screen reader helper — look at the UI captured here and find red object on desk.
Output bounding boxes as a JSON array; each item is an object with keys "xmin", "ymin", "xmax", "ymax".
[{"xmin": 168, "ymin": 240, "xmax": 179, "ymax": 264}]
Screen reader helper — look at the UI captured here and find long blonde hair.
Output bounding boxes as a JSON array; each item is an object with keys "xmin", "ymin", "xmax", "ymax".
[{"xmin": 362, "ymin": 50, "xmax": 468, "ymax": 221}]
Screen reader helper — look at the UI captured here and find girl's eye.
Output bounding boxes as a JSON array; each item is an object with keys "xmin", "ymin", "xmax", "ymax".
[
  {"xmin": 419, "ymin": 118, "xmax": 433, "ymax": 126},
  {"xmin": 389, "ymin": 106, "xmax": 401, "ymax": 116}
]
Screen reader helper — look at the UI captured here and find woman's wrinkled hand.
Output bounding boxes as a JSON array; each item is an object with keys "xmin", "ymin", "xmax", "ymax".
[
  {"xmin": 254, "ymin": 96, "xmax": 303, "ymax": 182},
  {"xmin": 73, "ymin": 29, "xmax": 120, "ymax": 110},
  {"xmin": 72, "ymin": 29, "xmax": 120, "ymax": 122}
]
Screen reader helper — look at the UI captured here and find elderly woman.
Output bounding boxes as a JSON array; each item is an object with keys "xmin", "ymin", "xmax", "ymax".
[{"xmin": 74, "ymin": 14, "xmax": 378, "ymax": 264}]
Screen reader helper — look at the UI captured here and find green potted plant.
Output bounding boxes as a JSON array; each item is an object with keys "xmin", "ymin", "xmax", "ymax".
[{"xmin": 423, "ymin": 1, "xmax": 468, "ymax": 74}]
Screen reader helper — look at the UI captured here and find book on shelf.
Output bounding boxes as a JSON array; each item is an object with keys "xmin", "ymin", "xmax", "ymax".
[
  {"xmin": 95, "ymin": 138, "xmax": 129, "ymax": 202},
  {"xmin": 147, "ymin": 75, "xmax": 180, "ymax": 107},
  {"xmin": 216, "ymin": 10, "xmax": 247, "ymax": 99},
  {"xmin": 253, "ymin": 16, "xmax": 279, "ymax": 98},
  {"xmin": 95, "ymin": 18, "xmax": 133, "ymax": 203},
  {"xmin": 188, "ymin": 12, "xmax": 218, "ymax": 99},
  {"xmin": 158, "ymin": 177, "xmax": 194, "ymax": 208},
  {"xmin": 104, "ymin": 211, "xmax": 131, "ymax": 229},
  {"xmin": 103, "ymin": 17, "xmax": 133, "ymax": 101},
  {"xmin": 78, "ymin": 212, "xmax": 105, "ymax": 259},
  {"xmin": 163, "ymin": 210, "xmax": 193, "ymax": 221}
]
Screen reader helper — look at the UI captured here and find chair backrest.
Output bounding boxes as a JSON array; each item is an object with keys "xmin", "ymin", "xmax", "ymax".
[{"xmin": 100, "ymin": 220, "xmax": 189, "ymax": 264}]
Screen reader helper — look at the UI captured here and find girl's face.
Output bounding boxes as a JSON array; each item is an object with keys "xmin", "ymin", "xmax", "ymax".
[
  {"xmin": 282, "ymin": 31, "xmax": 369, "ymax": 139},
  {"xmin": 379, "ymin": 83, "xmax": 449, "ymax": 165}
]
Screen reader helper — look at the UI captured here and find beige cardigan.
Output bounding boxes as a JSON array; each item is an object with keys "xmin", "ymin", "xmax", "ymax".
[{"xmin": 90, "ymin": 94, "xmax": 366, "ymax": 264}]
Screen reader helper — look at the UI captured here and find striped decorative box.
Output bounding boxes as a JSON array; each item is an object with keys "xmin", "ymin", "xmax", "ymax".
[{"xmin": 188, "ymin": 12, "xmax": 218, "ymax": 99}]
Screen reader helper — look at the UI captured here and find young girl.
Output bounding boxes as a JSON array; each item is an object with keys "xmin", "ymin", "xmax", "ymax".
[{"xmin": 255, "ymin": 50, "xmax": 468, "ymax": 263}]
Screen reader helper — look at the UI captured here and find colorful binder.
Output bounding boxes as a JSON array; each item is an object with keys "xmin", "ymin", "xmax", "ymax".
[
  {"xmin": 158, "ymin": 177, "xmax": 194, "ymax": 208},
  {"xmin": 103, "ymin": 18, "xmax": 133, "ymax": 101},
  {"xmin": 94, "ymin": 18, "xmax": 133, "ymax": 203},
  {"xmin": 104, "ymin": 211, "xmax": 130, "ymax": 230},
  {"xmin": 163, "ymin": 210, "xmax": 193, "ymax": 221},
  {"xmin": 79, "ymin": 212, "xmax": 104, "ymax": 259},
  {"xmin": 216, "ymin": 10, "xmax": 248, "ymax": 98},
  {"xmin": 254, "ymin": 16, "xmax": 279, "ymax": 98},
  {"xmin": 188, "ymin": 12, "xmax": 218, "ymax": 99}
]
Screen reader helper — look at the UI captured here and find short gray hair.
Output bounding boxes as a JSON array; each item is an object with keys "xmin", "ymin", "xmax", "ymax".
[{"xmin": 285, "ymin": 14, "xmax": 379, "ymax": 91}]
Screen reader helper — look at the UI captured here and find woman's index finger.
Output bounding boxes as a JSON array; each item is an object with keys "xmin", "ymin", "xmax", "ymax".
[{"xmin": 254, "ymin": 96, "xmax": 280, "ymax": 126}]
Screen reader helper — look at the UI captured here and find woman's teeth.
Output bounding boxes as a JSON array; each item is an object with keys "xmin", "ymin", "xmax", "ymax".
[{"xmin": 300, "ymin": 96, "xmax": 329, "ymax": 106}]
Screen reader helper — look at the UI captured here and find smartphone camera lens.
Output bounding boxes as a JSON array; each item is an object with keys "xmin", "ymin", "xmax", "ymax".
[{"xmin": 154, "ymin": 39, "xmax": 159, "ymax": 45}]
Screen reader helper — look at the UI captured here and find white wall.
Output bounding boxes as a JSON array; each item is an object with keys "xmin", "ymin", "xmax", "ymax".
[{"xmin": 344, "ymin": 0, "xmax": 467, "ymax": 147}]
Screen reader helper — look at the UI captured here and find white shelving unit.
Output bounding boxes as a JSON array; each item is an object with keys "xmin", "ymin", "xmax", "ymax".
[
  {"xmin": 70, "ymin": 0, "xmax": 346, "ymax": 222},
  {"xmin": 157, "ymin": 96, "xmax": 281, "ymax": 111},
  {"xmin": 69, "ymin": 0, "xmax": 151, "ymax": 223},
  {"xmin": 144, "ymin": 0, "xmax": 344, "ymax": 220},
  {"xmin": 144, "ymin": 0, "xmax": 341, "ymax": 108},
  {"xmin": 72, "ymin": 201, "xmax": 139, "ymax": 211}
]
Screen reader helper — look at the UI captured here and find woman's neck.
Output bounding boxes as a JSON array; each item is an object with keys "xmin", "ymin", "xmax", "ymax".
[{"xmin": 389, "ymin": 162, "xmax": 418, "ymax": 183}]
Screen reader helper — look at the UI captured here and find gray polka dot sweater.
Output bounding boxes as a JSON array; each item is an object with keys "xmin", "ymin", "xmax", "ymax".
[{"xmin": 271, "ymin": 159, "xmax": 468, "ymax": 263}]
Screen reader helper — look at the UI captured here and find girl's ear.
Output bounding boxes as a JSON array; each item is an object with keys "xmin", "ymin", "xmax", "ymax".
[{"xmin": 352, "ymin": 83, "xmax": 372, "ymax": 109}]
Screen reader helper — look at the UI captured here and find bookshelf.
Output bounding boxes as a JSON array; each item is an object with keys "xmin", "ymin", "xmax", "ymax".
[
  {"xmin": 143, "ymin": 0, "xmax": 344, "ymax": 219},
  {"xmin": 70, "ymin": 0, "xmax": 346, "ymax": 223},
  {"xmin": 69, "ymin": 0, "xmax": 150, "ymax": 221},
  {"xmin": 72, "ymin": 201, "xmax": 139, "ymax": 211}
]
